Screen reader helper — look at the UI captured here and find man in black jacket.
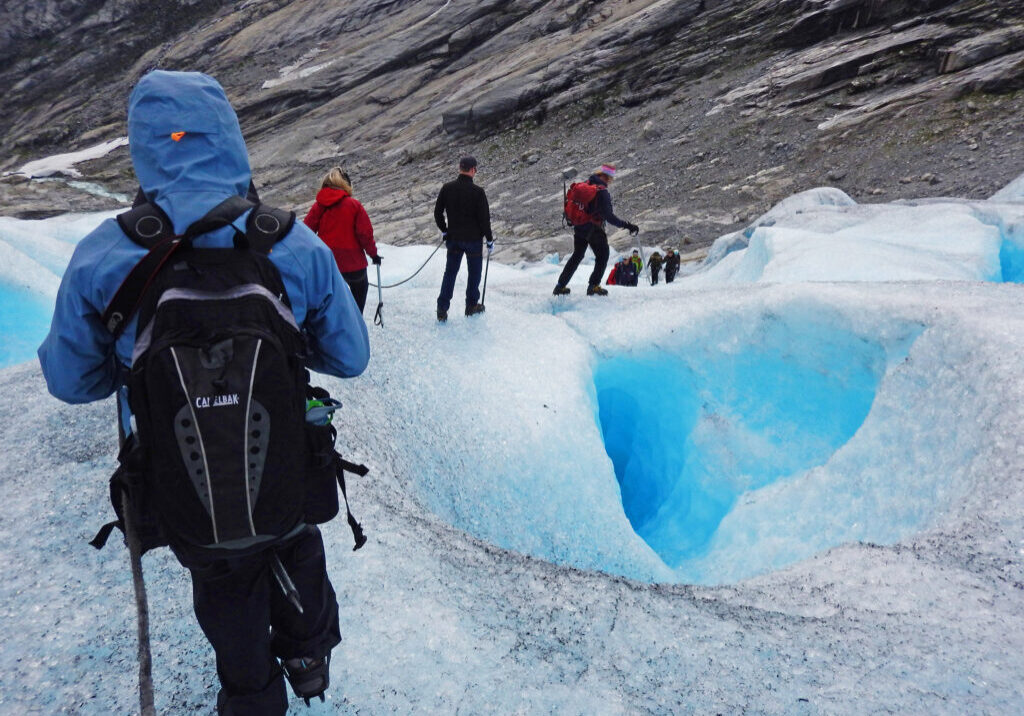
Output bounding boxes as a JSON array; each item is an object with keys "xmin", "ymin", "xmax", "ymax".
[
  {"xmin": 554, "ymin": 164, "xmax": 639, "ymax": 296},
  {"xmin": 664, "ymin": 248, "xmax": 681, "ymax": 283},
  {"xmin": 434, "ymin": 156, "xmax": 493, "ymax": 321}
]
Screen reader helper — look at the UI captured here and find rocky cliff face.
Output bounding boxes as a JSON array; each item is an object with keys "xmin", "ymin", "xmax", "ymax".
[{"xmin": 2, "ymin": 0, "xmax": 1023, "ymax": 259}]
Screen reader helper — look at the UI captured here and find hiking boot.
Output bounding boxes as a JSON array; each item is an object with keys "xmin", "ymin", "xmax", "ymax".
[
  {"xmin": 465, "ymin": 303, "xmax": 486, "ymax": 316},
  {"xmin": 586, "ymin": 284, "xmax": 608, "ymax": 296},
  {"xmin": 552, "ymin": 285, "xmax": 571, "ymax": 296},
  {"xmin": 283, "ymin": 654, "xmax": 330, "ymax": 705},
  {"xmin": 437, "ymin": 309, "xmax": 448, "ymax": 322}
]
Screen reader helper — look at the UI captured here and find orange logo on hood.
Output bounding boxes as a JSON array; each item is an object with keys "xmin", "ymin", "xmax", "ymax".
[{"xmin": 170, "ymin": 131, "xmax": 186, "ymax": 142}]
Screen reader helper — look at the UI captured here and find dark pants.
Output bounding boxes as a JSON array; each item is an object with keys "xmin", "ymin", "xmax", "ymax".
[
  {"xmin": 665, "ymin": 267, "xmax": 677, "ymax": 283},
  {"xmin": 437, "ymin": 240, "xmax": 483, "ymax": 312},
  {"xmin": 342, "ymin": 268, "xmax": 369, "ymax": 313},
  {"xmin": 557, "ymin": 225, "xmax": 609, "ymax": 289},
  {"xmin": 651, "ymin": 266, "xmax": 660, "ymax": 284},
  {"xmin": 173, "ymin": 526, "xmax": 341, "ymax": 716}
]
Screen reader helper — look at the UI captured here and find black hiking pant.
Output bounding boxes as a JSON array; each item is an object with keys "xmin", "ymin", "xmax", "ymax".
[
  {"xmin": 437, "ymin": 239, "xmax": 483, "ymax": 312},
  {"xmin": 665, "ymin": 266, "xmax": 677, "ymax": 283},
  {"xmin": 557, "ymin": 224, "xmax": 609, "ymax": 289},
  {"xmin": 651, "ymin": 266, "xmax": 661, "ymax": 284},
  {"xmin": 342, "ymin": 268, "xmax": 369, "ymax": 313},
  {"xmin": 173, "ymin": 526, "xmax": 341, "ymax": 716}
]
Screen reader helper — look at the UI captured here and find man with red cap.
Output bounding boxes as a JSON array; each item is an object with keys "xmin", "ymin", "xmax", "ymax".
[{"xmin": 554, "ymin": 164, "xmax": 639, "ymax": 296}]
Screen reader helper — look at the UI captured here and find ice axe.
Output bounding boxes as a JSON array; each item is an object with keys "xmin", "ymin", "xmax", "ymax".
[
  {"xmin": 373, "ymin": 262, "xmax": 384, "ymax": 327},
  {"xmin": 561, "ymin": 167, "xmax": 577, "ymax": 228}
]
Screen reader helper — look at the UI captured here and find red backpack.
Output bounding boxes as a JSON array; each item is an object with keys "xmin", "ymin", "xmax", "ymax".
[{"xmin": 564, "ymin": 182, "xmax": 604, "ymax": 226}]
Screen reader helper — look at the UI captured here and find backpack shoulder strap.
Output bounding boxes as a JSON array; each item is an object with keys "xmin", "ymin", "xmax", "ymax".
[
  {"xmin": 116, "ymin": 202, "xmax": 175, "ymax": 249},
  {"xmin": 245, "ymin": 204, "xmax": 296, "ymax": 253},
  {"xmin": 104, "ymin": 202, "xmax": 182, "ymax": 338}
]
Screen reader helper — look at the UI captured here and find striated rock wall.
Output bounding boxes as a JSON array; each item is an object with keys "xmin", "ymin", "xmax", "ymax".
[{"xmin": 2, "ymin": 0, "xmax": 1023, "ymax": 256}]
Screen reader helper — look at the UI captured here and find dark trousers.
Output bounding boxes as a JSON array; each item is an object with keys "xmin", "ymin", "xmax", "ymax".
[
  {"xmin": 437, "ymin": 239, "xmax": 483, "ymax": 311},
  {"xmin": 651, "ymin": 266, "xmax": 660, "ymax": 284},
  {"xmin": 557, "ymin": 225, "xmax": 609, "ymax": 289},
  {"xmin": 342, "ymin": 268, "xmax": 369, "ymax": 313},
  {"xmin": 173, "ymin": 526, "xmax": 341, "ymax": 716},
  {"xmin": 665, "ymin": 267, "xmax": 677, "ymax": 283}
]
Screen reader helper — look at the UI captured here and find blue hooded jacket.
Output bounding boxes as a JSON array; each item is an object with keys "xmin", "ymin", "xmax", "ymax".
[{"xmin": 38, "ymin": 70, "xmax": 369, "ymax": 407}]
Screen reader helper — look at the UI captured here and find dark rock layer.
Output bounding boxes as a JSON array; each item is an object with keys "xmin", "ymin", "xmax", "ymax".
[{"xmin": 2, "ymin": 0, "xmax": 1023, "ymax": 258}]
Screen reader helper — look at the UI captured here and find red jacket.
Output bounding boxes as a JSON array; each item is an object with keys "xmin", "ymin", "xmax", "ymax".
[{"xmin": 303, "ymin": 187, "xmax": 378, "ymax": 272}]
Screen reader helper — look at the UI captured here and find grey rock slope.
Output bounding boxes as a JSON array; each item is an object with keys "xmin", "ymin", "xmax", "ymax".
[{"xmin": 2, "ymin": 0, "xmax": 1023, "ymax": 257}]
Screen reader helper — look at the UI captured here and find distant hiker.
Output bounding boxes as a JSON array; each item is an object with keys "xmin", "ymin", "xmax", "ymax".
[
  {"xmin": 606, "ymin": 258, "xmax": 621, "ymax": 285},
  {"xmin": 304, "ymin": 167, "xmax": 381, "ymax": 313},
  {"xmin": 630, "ymin": 249, "xmax": 643, "ymax": 277},
  {"xmin": 620, "ymin": 255, "xmax": 639, "ymax": 286},
  {"xmin": 433, "ymin": 155, "xmax": 493, "ymax": 321},
  {"xmin": 38, "ymin": 70, "xmax": 370, "ymax": 715},
  {"xmin": 665, "ymin": 249, "xmax": 681, "ymax": 283},
  {"xmin": 649, "ymin": 251, "xmax": 663, "ymax": 284},
  {"xmin": 608, "ymin": 256, "xmax": 636, "ymax": 287},
  {"xmin": 554, "ymin": 164, "xmax": 639, "ymax": 297}
]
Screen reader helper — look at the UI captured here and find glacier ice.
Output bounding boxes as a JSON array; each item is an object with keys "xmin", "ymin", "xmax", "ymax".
[
  {"xmin": 694, "ymin": 187, "xmax": 1024, "ymax": 285},
  {"xmin": 992, "ymin": 169, "xmax": 1024, "ymax": 202},
  {"xmin": 2, "ymin": 189, "xmax": 1024, "ymax": 713}
]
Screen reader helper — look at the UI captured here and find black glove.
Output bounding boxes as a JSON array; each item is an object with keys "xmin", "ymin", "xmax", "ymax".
[
  {"xmin": 371, "ymin": 254, "xmax": 382, "ymax": 265},
  {"xmin": 626, "ymin": 223, "xmax": 640, "ymax": 236}
]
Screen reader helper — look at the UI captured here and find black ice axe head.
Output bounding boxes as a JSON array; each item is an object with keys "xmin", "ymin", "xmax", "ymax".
[{"xmin": 561, "ymin": 167, "xmax": 578, "ymax": 181}]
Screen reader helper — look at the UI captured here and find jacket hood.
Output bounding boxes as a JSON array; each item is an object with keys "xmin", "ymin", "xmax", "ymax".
[
  {"xmin": 316, "ymin": 186, "xmax": 351, "ymax": 207},
  {"xmin": 128, "ymin": 70, "xmax": 252, "ymax": 234},
  {"xmin": 588, "ymin": 174, "xmax": 608, "ymax": 187}
]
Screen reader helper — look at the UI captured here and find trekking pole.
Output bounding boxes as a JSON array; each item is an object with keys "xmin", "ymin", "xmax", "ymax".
[
  {"xmin": 270, "ymin": 552, "xmax": 304, "ymax": 614},
  {"xmin": 373, "ymin": 263, "xmax": 384, "ymax": 327},
  {"xmin": 481, "ymin": 243, "xmax": 492, "ymax": 307},
  {"xmin": 635, "ymin": 237, "xmax": 649, "ymax": 282},
  {"xmin": 116, "ymin": 399, "xmax": 156, "ymax": 716},
  {"xmin": 122, "ymin": 493, "xmax": 157, "ymax": 716}
]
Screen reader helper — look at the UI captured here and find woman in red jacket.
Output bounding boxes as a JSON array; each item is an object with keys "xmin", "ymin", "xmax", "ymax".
[{"xmin": 304, "ymin": 167, "xmax": 380, "ymax": 312}]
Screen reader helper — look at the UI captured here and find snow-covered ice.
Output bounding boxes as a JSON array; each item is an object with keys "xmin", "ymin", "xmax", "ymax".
[
  {"xmin": 9, "ymin": 138, "xmax": 129, "ymax": 179},
  {"xmin": 1, "ymin": 184, "xmax": 1023, "ymax": 713}
]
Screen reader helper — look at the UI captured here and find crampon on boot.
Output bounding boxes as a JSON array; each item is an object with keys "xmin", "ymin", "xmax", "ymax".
[
  {"xmin": 283, "ymin": 654, "xmax": 330, "ymax": 706},
  {"xmin": 586, "ymin": 284, "xmax": 608, "ymax": 296}
]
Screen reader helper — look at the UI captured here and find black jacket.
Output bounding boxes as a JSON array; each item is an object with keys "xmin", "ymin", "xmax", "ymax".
[
  {"xmin": 587, "ymin": 174, "xmax": 629, "ymax": 229},
  {"xmin": 434, "ymin": 174, "xmax": 493, "ymax": 243}
]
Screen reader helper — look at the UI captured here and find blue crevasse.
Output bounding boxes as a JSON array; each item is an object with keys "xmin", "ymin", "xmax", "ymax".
[{"xmin": 595, "ymin": 310, "xmax": 918, "ymax": 582}]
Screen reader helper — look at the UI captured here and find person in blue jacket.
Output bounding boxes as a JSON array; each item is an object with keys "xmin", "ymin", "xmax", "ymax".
[{"xmin": 38, "ymin": 70, "xmax": 369, "ymax": 716}]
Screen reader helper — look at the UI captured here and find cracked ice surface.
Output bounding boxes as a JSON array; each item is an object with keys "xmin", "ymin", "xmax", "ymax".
[{"xmin": 1, "ymin": 188, "xmax": 1024, "ymax": 712}]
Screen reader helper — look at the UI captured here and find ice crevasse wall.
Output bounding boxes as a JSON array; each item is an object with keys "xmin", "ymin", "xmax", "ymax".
[{"xmin": 583, "ymin": 183, "xmax": 1024, "ymax": 584}]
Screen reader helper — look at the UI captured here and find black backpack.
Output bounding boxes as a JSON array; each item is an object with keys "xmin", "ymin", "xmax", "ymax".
[{"xmin": 90, "ymin": 195, "xmax": 367, "ymax": 554}]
